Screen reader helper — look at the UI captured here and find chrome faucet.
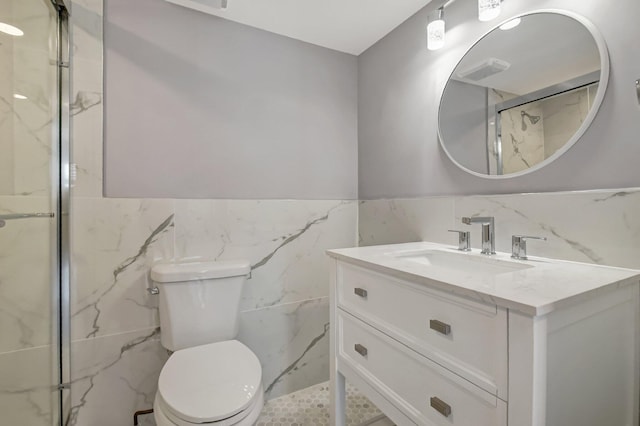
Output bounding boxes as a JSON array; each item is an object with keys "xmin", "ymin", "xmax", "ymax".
[
  {"xmin": 461, "ymin": 216, "xmax": 495, "ymax": 255},
  {"xmin": 511, "ymin": 235, "xmax": 546, "ymax": 260},
  {"xmin": 448, "ymin": 230, "xmax": 471, "ymax": 251}
]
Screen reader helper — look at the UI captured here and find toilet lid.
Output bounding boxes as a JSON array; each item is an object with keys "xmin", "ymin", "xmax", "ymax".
[{"xmin": 158, "ymin": 340, "xmax": 262, "ymax": 423}]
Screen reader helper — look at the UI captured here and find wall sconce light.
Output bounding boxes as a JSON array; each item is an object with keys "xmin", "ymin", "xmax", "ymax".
[
  {"xmin": 499, "ymin": 17, "xmax": 521, "ymax": 30},
  {"xmin": 427, "ymin": 7, "xmax": 446, "ymax": 51},
  {"xmin": 478, "ymin": 0, "xmax": 501, "ymax": 22}
]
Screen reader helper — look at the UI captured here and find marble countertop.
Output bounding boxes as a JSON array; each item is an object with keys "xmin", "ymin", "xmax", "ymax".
[{"xmin": 327, "ymin": 242, "xmax": 640, "ymax": 316}]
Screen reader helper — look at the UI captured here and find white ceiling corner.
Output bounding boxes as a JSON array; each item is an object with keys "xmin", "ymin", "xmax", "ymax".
[{"xmin": 166, "ymin": 0, "xmax": 433, "ymax": 55}]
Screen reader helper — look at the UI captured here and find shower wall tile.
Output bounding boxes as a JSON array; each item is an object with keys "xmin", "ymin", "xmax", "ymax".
[
  {"xmin": 0, "ymin": 345, "xmax": 57, "ymax": 426},
  {"xmin": 0, "ymin": 5, "xmax": 14, "ymax": 196},
  {"xmin": 69, "ymin": 327, "xmax": 168, "ymax": 426},
  {"xmin": 71, "ymin": 0, "xmax": 104, "ymax": 62},
  {"xmin": 71, "ymin": 57, "xmax": 103, "ymax": 198},
  {"xmin": 0, "ymin": 196, "xmax": 55, "ymax": 353},
  {"xmin": 1, "ymin": 35, "xmax": 56, "ymax": 196},
  {"xmin": 173, "ymin": 200, "xmax": 357, "ymax": 310},
  {"xmin": 358, "ymin": 198, "xmax": 455, "ymax": 247},
  {"xmin": 71, "ymin": 0, "xmax": 104, "ymax": 198},
  {"xmin": 9, "ymin": 1, "xmax": 56, "ymax": 197},
  {"xmin": 500, "ymin": 100, "xmax": 545, "ymax": 175},
  {"xmin": 541, "ymin": 85, "xmax": 592, "ymax": 156},
  {"xmin": 71, "ymin": 197, "xmax": 174, "ymax": 340},
  {"xmin": 238, "ymin": 297, "xmax": 330, "ymax": 400}
]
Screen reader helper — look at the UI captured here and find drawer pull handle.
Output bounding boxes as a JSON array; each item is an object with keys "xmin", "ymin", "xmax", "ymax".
[
  {"xmin": 354, "ymin": 344, "xmax": 368, "ymax": 357},
  {"xmin": 430, "ymin": 396, "xmax": 452, "ymax": 417},
  {"xmin": 430, "ymin": 319, "xmax": 451, "ymax": 336},
  {"xmin": 354, "ymin": 288, "xmax": 368, "ymax": 298}
]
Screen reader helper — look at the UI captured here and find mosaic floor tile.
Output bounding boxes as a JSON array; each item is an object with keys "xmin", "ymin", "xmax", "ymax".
[{"xmin": 256, "ymin": 381, "xmax": 393, "ymax": 426}]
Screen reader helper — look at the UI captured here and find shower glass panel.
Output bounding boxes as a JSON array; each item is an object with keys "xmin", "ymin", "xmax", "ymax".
[{"xmin": 0, "ymin": 0, "xmax": 67, "ymax": 424}]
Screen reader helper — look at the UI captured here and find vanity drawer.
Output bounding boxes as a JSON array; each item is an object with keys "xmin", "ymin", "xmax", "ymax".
[
  {"xmin": 337, "ymin": 310, "xmax": 507, "ymax": 426},
  {"xmin": 336, "ymin": 262, "xmax": 507, "ymax": 397}
]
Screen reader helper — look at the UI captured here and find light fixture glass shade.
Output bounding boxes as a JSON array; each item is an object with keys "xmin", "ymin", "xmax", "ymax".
[
  {"xmin": 427, "ymin": 9, "xmax": 445, "ymax": 51},
  {"xmin": 499, "ymin": 17, "xmax": 521, "ymax": 30},
  {"xmin": 478, "ymin": 0, "xmax": 501, "ymax": 22}
]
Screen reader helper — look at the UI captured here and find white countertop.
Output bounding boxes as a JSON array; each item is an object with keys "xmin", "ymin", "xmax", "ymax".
[{"xmin": 327, "ymin": 242, "xmax": 640, "ymax": 316}]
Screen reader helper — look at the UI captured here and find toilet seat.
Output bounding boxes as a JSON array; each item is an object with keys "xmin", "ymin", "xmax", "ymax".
[
  {"xmin": 154, "ymin": 386, "xmax": 264, "ymax": 426},
  {"xmin": 157, "ymin": 340, "xmax": 263, "ymax": 424}
]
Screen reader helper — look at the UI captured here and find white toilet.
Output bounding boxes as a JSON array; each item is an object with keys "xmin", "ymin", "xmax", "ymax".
[{"xmin": 150, "ymin": 259, "xmax": 264, "ymax": 426}]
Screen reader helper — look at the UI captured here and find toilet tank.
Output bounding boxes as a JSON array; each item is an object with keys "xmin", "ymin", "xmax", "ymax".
[{"xmin": 151, "ymin": 259, "xmax": 251, "ymax": 351}]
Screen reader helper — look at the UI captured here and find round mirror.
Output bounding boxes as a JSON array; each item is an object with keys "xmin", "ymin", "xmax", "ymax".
[{"xmin": 438, "ymin": 11, "xmax": 609, "ymax": 178}]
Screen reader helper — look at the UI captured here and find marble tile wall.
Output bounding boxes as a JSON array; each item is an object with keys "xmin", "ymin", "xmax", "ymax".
[
  {"xmin": 541, "ymin": 84, "xmax": 594, "ymax": 157},
  {"xmin": 64, "ymin": 1, "xmax": 359, "ymax": 425},
  {"xmin": 70, "ymin": 0, "xmax": 104, "ymax": 199},
  {"xmin": 0, "ymin": 0, "xmax": 14, "ymax": 195},
  {"xmin": 67, "ymin": 2, "xmax": 640, "ymax": 426},
  {"xmin": 498, "ymin": 84, "xmax": 595, "ymax": 175},
  {"xmin": 0, "ymin": 197, "xmax": 57, "ymax": 426},
  {"xmin": 1, "ymin": 0, "xmax": 57, "ymax": 197},
  {"xmin": 360, "ymin": 189, "xmax": 640, "ymax": 270},
  {"xmin": 500, "ymin": 100, "xmax": 545, "ymax": 174},
  {"xmin": 0, "ymin": 0, "xmax": 61, "ymax": 424},
  {"xmin": 67, "ymin": 198, "xmax": 356, "ymax": 426}
]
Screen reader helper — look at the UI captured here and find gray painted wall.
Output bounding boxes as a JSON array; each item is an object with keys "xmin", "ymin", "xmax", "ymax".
[
  {"xmin": 104, "ymin": 0, "xmax": 358, "ymax": 199},
  {"xmin": 439, "ymin": 80, "xmax": 488, "ymax": 174},
  {"xmin": 358, "ymin": 0, "xmax": 640, "ymax": 198}
]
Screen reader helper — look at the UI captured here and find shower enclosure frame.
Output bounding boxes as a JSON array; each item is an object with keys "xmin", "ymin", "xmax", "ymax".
[{"xmin": 50, "ymin": 0, "xmax": 71, "ymax": 425}]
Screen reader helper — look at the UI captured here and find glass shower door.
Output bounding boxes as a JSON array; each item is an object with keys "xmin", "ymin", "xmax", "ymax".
[{"xmin": 0, "ymin": 0, "xmax": 66, "ymax": 424}]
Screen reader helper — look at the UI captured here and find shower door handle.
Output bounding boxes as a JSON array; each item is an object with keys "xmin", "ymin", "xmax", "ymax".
[{"xmin": 0, "ymin": 212, "xmax": 55, "ymax": 228}]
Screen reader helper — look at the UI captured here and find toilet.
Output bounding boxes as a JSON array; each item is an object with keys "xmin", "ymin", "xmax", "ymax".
[{"xmin": 150, "ymin": 259, "xmax": 264, "ymax": 426}]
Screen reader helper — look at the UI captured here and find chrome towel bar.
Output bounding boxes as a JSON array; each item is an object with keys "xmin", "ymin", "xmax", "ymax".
[{"xmin": 0, "ymin": 212, "xmax": 55, "ymax": 228}]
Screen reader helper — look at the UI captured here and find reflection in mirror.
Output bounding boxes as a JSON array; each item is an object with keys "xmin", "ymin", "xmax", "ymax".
[{"xmin": 438, "ymin": 12, "xmax": 608, "ymax": 178}]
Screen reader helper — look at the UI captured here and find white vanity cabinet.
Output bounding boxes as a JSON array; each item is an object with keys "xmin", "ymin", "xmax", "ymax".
[{"xmin": 328, "ymin": 243, "xmax": 640, "ymax": 426}]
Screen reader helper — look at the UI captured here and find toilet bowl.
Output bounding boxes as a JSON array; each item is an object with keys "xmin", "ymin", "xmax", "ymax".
[
  {"xmin": 149, "ymin": 260, "xmax": 264, "ymax": 425},
  {"xmin": 153, "ymin": 340, "xmax": 264, "ymax": 426}
]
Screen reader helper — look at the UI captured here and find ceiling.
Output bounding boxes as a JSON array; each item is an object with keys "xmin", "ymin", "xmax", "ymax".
[
  {"xmin": 164, "ymin": 0, "xmax": 433, "ymax": 55},
  {"xmin": 453, "ymin": 13, "xmax": 601, "ymax": 95}
]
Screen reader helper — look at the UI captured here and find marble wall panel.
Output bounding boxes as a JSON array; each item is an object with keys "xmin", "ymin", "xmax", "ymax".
[
  {"xmin": 454, "ymin": 189, "xmax": 640, "ymax": 268},
  {"xmin": 67, "ymin": 197, "xmax": 355, "ymax": 422},
  {"xmin": 68, "ymin": 327, "xmax": 168, "ymax": 426},
  {"xmin": 0, "ymin": 5, "xmax": 14, "ymax": 196},
  {"xmin": 68, "ymin": 1, "xmax": 359, "ymax": 421},
  {"xmin": 71, "ymin": 0, "xmax": 104, "ymax": 198},
  {"xmin": 70, "ymin": 61, "xmax": 103, "ymax": 198},
  {"xmin": 71, "ymin": 197, "xmax": 174, "ymax": 340},
  {"xmin": 495, "ymin": 85, "xmax": 594, "ymax": 177},
  {"xmin": 358, "ymin": 198, "xmax": 455, "ymax": 247},
  {"xmin": 359, "ymin": 188, "xmax": 640, "ymax": 270},
  {"xmin": 11, "ymin": 1, "xmax": 56, "ymax": 197},
  {"xmin": 0, "ymin": 345, "xmax": 57, "ymax": 426},
  {"xmin": 500, "ymin": 101, "xmax": 545, "ymax": 175},
  {"xmin": 0, "ymin": 196, "xmax": 54, "ymax": 353},
  {"xmin": 0, "ymin": 2, "xmax": 61, "ymax": 424},
  {"xmin": 174, "ymin": 200, "xmax": 357, "ymax": 310},
  {"xmin": 541, "ymin": 85, "xmax": 592, "ymax": 157},
  {"xmin": 71, "ymin": 0, "xmax": 104, "ymax": 62},
  {"xmin": 238, "ymin": 297, "xmax": 330, "ymax": 400}
]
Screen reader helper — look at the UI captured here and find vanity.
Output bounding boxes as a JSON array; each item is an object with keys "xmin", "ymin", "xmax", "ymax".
[{"xmin": 328, "ymin": 242, "xmax": 640, "ymax": 426}]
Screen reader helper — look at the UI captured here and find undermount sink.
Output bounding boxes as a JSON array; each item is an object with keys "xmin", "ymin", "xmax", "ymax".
[{"xmin": 393, "ymin": 249, "xmax": 534, "ymax": 277}]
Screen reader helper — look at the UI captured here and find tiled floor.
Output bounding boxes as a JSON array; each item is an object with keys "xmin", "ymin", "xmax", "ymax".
[
  {"xmin": 255, "ymin": 381, "xmax": 394, "ymax": 426},
  {"xmin": 135, "ymin": 381, "xmax": 393, "ymax": 425}
]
